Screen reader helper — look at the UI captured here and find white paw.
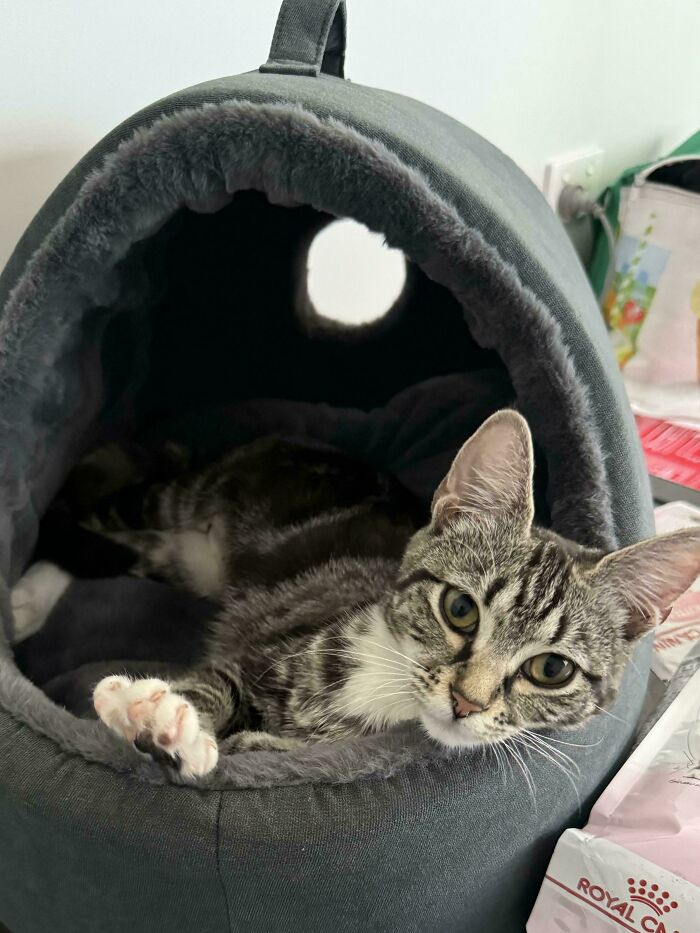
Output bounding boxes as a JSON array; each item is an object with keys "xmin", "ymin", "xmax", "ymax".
[
  {"xmin": 93, "ymin": 676, "xmax": 219, "ymax": 778},
  {"xmin": 10, "ymin": 561, "xmax": 72, "ymax": 643}
]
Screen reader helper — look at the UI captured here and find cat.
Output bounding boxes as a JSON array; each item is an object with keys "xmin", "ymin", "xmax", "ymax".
[{"xmin": 11, "ymin": 410, "xmax": 700, "ymax": 779}]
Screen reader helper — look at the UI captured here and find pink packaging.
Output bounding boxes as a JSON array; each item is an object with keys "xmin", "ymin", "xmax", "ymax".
[
  {"xmin": 652, "ymin": 503, "xmax": 700, "ymax": 683},
  {"xmin": 527, "ymin": 666, "xmax": 700, "ymax": 932}
]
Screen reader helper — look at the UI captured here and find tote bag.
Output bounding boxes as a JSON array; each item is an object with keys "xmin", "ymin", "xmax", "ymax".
[{"xmin": 592, "ymin": 134, "xmax": 700, "ymax": 425}]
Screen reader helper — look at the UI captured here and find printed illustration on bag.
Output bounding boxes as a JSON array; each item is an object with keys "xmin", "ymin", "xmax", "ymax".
[
  {"xmin": 604, "ymin": 216, "xmax": 670, "ymax": 367},
  {"xmin": 673, "ymin": 705, "xmax": 700, "ymax": 785},
  {"xmin": 691, "ymin": 280, "xmax": 700, "ymax": 381}
]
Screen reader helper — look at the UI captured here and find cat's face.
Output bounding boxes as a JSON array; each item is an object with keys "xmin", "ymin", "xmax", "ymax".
[
  {"xmin": 385, "ymin": 410, "xmax": 700, "ymax": 748},
  {"xmin": 387, "ymin": 520, "xmax": 627, "ymax": 748}
]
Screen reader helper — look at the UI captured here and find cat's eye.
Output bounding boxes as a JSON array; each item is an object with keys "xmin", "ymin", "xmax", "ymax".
[
  {"xmin": 523, "ymin": 653, "xmax": 575, "ymax": 688},
  {"xmin": 440, "ymin": 587, "xmax": 480, "ymax": 633}
]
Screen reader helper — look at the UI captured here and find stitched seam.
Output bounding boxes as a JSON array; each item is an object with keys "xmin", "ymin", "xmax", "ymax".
[
  {"xmin": 268, "ymin": 0, "xmax": 340, "ymax": 72},
  {"xmin": 215, "ymin": 791, "xmax": 234, "ymax": 931}
]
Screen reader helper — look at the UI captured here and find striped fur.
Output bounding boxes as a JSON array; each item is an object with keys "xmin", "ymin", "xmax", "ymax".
[{"xmin": 23, "ymin": 413, "xmax": 700, "ymax": 775}]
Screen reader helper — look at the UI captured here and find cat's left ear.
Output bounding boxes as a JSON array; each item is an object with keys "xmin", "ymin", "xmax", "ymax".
[
  {"xmin": 431, "ymin": 409, "xmax": 535, "ymax": 532},
  {"xmin": 591, "ymin": 528, "xmax": 700, "ymax": 640}
]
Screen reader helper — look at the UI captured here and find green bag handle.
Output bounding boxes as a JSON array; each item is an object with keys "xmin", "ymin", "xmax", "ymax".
[{"xmin": 260, "ymin": 0, "xmax": 347, "ymax": 78}]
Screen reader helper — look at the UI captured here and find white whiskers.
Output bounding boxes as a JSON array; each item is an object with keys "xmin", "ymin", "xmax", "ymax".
[
  {"xmin": 515, "ymin": 732, "xmax": 581, "ymax": 812},
  {"xmin": 355, "ymin": 636, "xmax": 429, "ymax": 673},
  {"xmin": 503, "ymin": 739, "xmax": 537, "ymax": 810},
  {"xmin": 593, "ymin": 703, "xmax": 626, "ymax": 724}
]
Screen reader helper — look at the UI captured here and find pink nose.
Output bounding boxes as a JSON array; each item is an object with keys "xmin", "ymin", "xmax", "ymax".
[{"xmin": 451, "ymin": 690, "xmax": 484, "ymax": 719}]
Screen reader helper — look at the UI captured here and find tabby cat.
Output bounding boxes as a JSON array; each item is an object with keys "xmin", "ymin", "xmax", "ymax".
[{"xmin": 12, "ymin": 411, "xmax": 700, "ymax": 779}]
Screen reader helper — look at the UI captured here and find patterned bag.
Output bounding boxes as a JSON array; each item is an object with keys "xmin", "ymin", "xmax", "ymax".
[{"xmin": 591, "ymin": 134, "xmax": 700, "ymax": 426}]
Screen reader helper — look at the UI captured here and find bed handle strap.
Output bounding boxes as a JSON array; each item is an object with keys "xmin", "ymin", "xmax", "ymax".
[{"xmin": 260, "ymin": 0, "xmax": 347, "ymax": 78}]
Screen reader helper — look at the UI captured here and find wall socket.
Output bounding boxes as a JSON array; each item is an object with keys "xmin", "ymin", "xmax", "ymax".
[{"xmin": 543, "ymin": 147, "xmax": 605, "ymax": 215}]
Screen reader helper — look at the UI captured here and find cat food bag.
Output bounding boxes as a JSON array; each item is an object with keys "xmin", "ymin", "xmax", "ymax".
[
  {"xmin": 636, "ymin": 502, "xmax": 700, "ymax": 737},
  {"xmin": 528, "ymin": 666, "xmax": 700, "ymax": 931},
  {"xmin": 651, "ymin": 502, "xmax": 700, "ymax": 684},
  {"xmin": 527, "ymin": 666, "xmax": 700, "ymax": 932}
]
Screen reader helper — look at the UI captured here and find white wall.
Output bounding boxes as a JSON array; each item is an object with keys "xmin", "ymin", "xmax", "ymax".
[{"xmin": 1, "ymin": 0, "xmax": 699, "ymax": 274}]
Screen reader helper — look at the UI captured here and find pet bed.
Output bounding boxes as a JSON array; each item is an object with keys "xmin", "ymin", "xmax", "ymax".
[{"xmin": 0, "ymin": 2, "xmax": 654, "ymax": 930}]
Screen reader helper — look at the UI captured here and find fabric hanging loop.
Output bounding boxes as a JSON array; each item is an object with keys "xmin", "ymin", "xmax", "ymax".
[{"xmin": 260, "ymin": 0, "xmax": 347, "ymax": 78}]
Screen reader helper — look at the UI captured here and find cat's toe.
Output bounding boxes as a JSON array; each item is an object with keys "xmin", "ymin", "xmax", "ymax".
[
  {"xmin": 178, "ymin": 731, "xmax": 219, "ymax": 779},
  {"xmin": 148, "ymin": 692, "xmax": 218, "ymax": 777},
  {"xmin": 93, "ymin": 675, "xmax": 143, "ymax": 740},
  {"xmin": 150, "ymin": 691, "xmax": 199, "ymax": 749}
]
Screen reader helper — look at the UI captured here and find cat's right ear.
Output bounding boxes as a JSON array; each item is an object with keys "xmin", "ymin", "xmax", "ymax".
[
  {"xmin": 590, "ymin": 528, "xmax": 700, "ymax": 640},
  {"xmin": 431, "ymin": 410, "xmax": 535, "ymax": 532}
]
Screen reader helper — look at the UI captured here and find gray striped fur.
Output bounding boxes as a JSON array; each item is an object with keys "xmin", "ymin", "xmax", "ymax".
[{"xmin": 30, "ymin": 413, "xmax": 700, "ymax": 769}]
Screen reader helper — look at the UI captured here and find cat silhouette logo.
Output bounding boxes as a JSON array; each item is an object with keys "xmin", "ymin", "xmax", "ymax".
[{"xmin": 577, "ymin": 876, "xmax": 681, "ymax": 932}]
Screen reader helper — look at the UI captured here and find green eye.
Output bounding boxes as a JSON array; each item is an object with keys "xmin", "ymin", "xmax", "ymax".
[
  {"xmin": 441, "ymin": 587, "xmax": 480, "ymax": 633},
  {"xmin": 523, "ymin": 653, "xmax": 576, "ymax": 687}
]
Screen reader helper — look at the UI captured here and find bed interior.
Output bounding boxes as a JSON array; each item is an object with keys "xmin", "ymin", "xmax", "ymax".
[
  {"xmin": 12, "ymin": 191, "xmax": 521, "ymax": 704},
  {"xmin": 0, "ymin": 102, "xmax": 613, "ymax": 741}
]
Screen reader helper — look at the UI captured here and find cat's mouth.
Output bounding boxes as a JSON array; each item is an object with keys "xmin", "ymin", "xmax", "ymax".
[{"xmin": 419, "ymin": 709, "xmax": 488, "ymax": 749}]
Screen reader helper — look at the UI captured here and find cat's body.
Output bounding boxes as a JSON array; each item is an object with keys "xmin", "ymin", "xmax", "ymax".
[
  {"xmin": 105, "ymin": 437, "xmax": 426, "ymax": 747},
  {"xmin": 19, "ymin": 436, "xmax": 431, "ymax": 768},
  {"xmin": 12, "ymin": 412, "xmax": 700, "ymax": 779}
]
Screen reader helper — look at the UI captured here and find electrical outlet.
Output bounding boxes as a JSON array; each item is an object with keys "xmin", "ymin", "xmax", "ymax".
[{"xmin": 543, "ymin": 147, "xmax": 605, "ymax": 215}]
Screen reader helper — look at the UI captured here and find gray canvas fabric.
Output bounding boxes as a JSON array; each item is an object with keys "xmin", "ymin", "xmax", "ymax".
[
  {"xmin": 0, "ymin": 2, "xmax": 654, "ymax": 931},
  {"xmin": 261, "ymin": 0, "xmax": 347, "ymax": 77},
  {"xmin": 0, "ymin": 641, "xmax": 649, "ymax": 933}
]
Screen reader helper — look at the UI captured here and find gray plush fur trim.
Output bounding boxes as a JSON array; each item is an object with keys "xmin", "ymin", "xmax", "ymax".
[
  {"xmin": 0, "ymin": 631, "xmax": 453, "ymax": 789},
  {"xmin": 0, "ymin": 100, "xmax": 615, "ymax": 787}
]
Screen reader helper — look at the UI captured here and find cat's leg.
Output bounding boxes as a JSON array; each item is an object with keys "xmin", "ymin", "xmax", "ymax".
[
  {"xmin": 10, "ymin": 525, "xmax": 212, "ymax": 643},
  {"xmin": 11, "ymin": 516, "xmax": 146, "ymax": 642},
  {"xmin": 58, "ymin": 440, "xmax": 191, "ymax": 520},
  {"xmin": 221, "ymin": 731, "xmax": 305, "ymax": 753},
  {"xmin": 10, "ymin": 561, "xmax": 73, "ymax": 643},
  {"xmin": 93, "ymin": 665, "xmax": 241, "ymax": 778},
  {"xmin": 97, "ymin": 522, "xmax": 227, "ymax": 599}
]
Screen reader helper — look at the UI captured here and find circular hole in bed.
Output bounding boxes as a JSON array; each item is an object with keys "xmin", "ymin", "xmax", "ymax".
[{"xmin": 306, "ymin": 218, "xmax": 407, "ymax": 325}]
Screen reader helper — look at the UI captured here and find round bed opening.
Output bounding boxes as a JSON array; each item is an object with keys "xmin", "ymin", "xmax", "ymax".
[
  {"xmin": 2, "ymin": 99, "xmax": 615, "ymax": 786},
  {"xmin": 302, "ymin": 217, "xmax": 408, "ymax": 326}
]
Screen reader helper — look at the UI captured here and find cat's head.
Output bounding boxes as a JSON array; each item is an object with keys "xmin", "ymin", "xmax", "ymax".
[{"xmin": 385, "ymin": 410, "xmax": 700, "ymax": 748}]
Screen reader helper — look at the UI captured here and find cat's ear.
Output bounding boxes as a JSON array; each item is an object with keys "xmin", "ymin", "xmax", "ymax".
[
  {"xmin": 431, "ymin": 410, "xmax": 534, "ymax": 531},
  {"xmin": 591, "ymin": 528, "xmax": 700, "ymax": 640}
]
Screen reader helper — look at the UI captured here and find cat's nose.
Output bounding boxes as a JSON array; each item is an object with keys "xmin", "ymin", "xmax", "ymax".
[{"xmin": 451, "ymin": 689, "xmax": 484, "ymax": 719}]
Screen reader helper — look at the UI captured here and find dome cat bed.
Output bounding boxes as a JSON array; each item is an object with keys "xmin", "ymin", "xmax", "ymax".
[{"xmin": 0, "ymin": 2, "xmax": 654, "ymax": 931}]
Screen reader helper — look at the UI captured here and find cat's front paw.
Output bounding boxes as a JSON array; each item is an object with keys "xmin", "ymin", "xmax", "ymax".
[{"xmin": 93, "ymin": 676, "xmax": 219, "ymax": 778}]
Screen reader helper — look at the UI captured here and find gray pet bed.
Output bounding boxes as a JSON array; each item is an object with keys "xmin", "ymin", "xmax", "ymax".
[{"xmin": 0, "ymin": 2, "xmax": 654, "ymax": 931}]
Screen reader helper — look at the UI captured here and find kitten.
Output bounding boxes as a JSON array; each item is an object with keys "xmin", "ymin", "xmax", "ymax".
[{"xmin": 12, "ymin": 411, "xmax": 700, "ymax": 779}]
